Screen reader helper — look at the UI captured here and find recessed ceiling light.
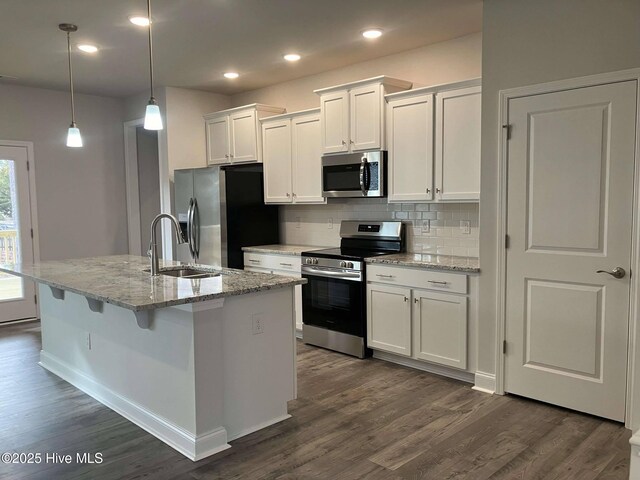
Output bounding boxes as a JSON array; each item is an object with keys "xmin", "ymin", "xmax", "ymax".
[
  {"xmin": 77, "ymin": 44, "xmax": 98, "ymax": 53},
  {"xmin": 129, "ymin": 15, "xmax": 150, "ymax": 26},
  {"xmin": 283, "ymin": 53, "xmax": 301, "ymax": 62},
  {"xmin": 362, "ymin": 29, "xmax": 383, "ymax": 39},
  {"xmin": 224, "ymin": 72, "xmax": 239, "ymax": 79}
]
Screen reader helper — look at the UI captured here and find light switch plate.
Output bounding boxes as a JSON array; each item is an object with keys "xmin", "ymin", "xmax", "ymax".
[
  {"xmin": 327, "ymin": 217, "xmax": 333, "ymax": 229},
  {"xmin": 421, "ymin": 219, "xmax": 430, "ymax": 233},
  {"xmin": 252, "ymin": 313, "xmax": 265, "ymax": 335},
  {"xmin": 460, "ymin": 220, "xmax": 471, "ymax": 234},
  {"xmin": 295, "ymin": 216, "xmax": 301, "ymax": 229}
]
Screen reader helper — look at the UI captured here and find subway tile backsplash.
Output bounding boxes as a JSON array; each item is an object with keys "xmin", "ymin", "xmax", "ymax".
[{"xmin": 279, "ymin": 199, "xmax": 479, "ymax": 258}]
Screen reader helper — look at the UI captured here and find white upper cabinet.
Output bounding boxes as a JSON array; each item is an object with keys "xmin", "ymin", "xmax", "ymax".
[
  {"xmin": 385, "ymin": 79, "xmax": 481, "ymax": 203},
  {"xmin": 387, "ymin": 93, "xmax": 434, "ymax": 202},
  {"xmin": 204, "ymin": 104, "xmax": 285, "ymax": 166},
  {"xmin": 262, "ymin": 109, "xmax": 325, "ymax": 205},
  {"xmin": 315, "ymin": 76, "xmax": 412, "ymax": 156},
  {"xmin": 435, "ymin": 85, "xmax": 481, "ymax": 201}
]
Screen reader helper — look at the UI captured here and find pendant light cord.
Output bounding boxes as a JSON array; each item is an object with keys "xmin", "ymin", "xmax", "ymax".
[
  {"xmin": 147, "ymin": 0, "xmax": 155, "ymax": 100},
  {"xmin": 66, "ymin": 31, "xmax": 76, "ymax": 125}
]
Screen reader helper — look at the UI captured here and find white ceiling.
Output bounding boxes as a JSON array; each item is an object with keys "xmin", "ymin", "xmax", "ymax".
[{"xmin": 0, "ymin": 0, "xmax": 482, "ymax": 98}]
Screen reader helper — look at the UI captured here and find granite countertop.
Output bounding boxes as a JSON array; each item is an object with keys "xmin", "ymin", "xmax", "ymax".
[
  {"xmin": 365, "ymin": 253, "xmax": 480, "ymax": 273},
  {"xmin": 0, "ymin": 255, "xmax": 306, "ymax": 312},
  {"xmin": 242, "ymin": 244, "xmax": 327, "ymax": 256}
]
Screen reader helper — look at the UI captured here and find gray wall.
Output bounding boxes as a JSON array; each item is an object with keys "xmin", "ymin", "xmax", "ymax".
[
  {"xmin": 0, "ymin": 84, "xmax": 128, "ymax": 260},
  {"xmin": 136, "ymin": 127, "xmax": 160, "ymax": 253},
  {"xmin": 478, "ymin": 0, "xmax": 640, "ymax": 375}
]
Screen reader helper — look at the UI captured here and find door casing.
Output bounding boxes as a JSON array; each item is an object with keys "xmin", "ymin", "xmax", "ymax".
[{"xmin": 495, "ymin": 68, "xmax": 640, "ymax": 429}]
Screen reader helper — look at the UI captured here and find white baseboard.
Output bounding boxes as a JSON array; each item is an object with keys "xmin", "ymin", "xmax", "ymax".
[
  {"xmin": 630, "ymin": 433, "xmax": 640, "ymax": 479},
  {"xmin": 39, "ymin": 351, "xmax": 230, "ymax": 461},
  {"xmin": 295, "ymin": 328, "xmax": 302, "ymax": 339},
  {"xmin": 372, "ymin": 350, "xmax": 475, "ymax": 384},
  {"xmin": 472, "ymin": 371, "xmax": 496, "ymax": 394},
  {"xmin": 227, "ymin": 414, "xmax": 291, "ymax": 442}
]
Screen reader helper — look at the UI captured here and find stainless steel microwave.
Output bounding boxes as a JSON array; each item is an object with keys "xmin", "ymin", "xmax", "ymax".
[{"xmin": 322, "ymin": 151, "xmax": 386, "ymax": 198}]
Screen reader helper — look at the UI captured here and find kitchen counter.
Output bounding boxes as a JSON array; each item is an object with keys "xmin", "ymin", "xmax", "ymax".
[
  {"xmin": 365, "ymin": 253, "xmax": 480, "ymax": 273},
  {"xmin": 0, "ymin": 254, "xmax": 306, "ymax": 311},
  {"xmin": 242, "ymin": 244, "xmax": 327, "ymax": 256}
]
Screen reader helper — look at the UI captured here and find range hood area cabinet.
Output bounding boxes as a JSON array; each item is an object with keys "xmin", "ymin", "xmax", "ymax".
[
  {"xmin": 261, "ymin": 109, "xmax": 326, "ymax": 205},
  {"xmin": 386, "ymin": 79, "xmax": 481, "ymax": 203},
  {"xmin": 314, "ymin": 76, "xmax": 412, "ymax": 155},
  {"xmin": 205, "ymin": 104, "xmax": 286, "ymax": 166}
]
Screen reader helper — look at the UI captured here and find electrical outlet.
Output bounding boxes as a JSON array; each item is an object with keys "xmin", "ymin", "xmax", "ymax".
[
  {"xmin": 327, "ymin": 217, "xmax": 333, "ymax": 229},
  {"xmin": 85, "ymin": 332, "xmax": 92, "ymax": 350},
  {"xmin": 295, "ymin": 216, "xmax": 301, "ymax": 229},
  {"xmin": 252, "ymin": 313, "xmax": 265, "ymax": 335},
  {"xmin": 421, "ymin": 219, "xmax": 430, "ymax": 233},
  {"xmin": 460, "ymin": 220, "xmax": 471, "ymax": 234}
]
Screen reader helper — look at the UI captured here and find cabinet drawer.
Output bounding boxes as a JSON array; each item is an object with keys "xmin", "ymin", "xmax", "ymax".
[
  {"xmin": 244, "ymin": 252, "xmax": 301, "ymax": 273},
  {"xmin": 367, "ymin": 264, "xmax": 467, "ymax": 295}
]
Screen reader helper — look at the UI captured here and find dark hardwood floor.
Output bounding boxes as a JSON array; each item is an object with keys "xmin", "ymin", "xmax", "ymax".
[{"xmin": 0, "ymin": 321, "xmax": 631, "ymax": 479}]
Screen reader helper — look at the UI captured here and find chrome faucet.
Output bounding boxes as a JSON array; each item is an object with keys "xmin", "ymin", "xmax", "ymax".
[{"xmin": 149, "ymin": 213, "xmax": 187, "ymax": 276}]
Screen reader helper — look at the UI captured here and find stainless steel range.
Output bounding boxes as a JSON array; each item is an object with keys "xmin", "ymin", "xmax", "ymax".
[{"xmin": 301, "ymin": 221, "xmax": 404, "ymax": 358}]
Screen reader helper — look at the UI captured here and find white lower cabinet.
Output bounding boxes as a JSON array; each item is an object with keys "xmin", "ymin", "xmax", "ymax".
[
  {"xmin": 244, "ymin": 252, "xmax": 303, "ymax": 331},
  {"xmin": 367, "ymin": 284, "xmax": 412, "ymax": 356},
  {"xmin": 413, "ymin": 289, "xmax": 467, "ymax": 369},
  {"xmin": 367, "ymin": 265, "xmax": 469, "ymax": 370}
]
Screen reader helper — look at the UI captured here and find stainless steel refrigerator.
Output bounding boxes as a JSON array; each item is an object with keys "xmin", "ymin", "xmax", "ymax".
[{"xmin": 174, "ymin": 164, "xmax": 279, "ymax": 269}]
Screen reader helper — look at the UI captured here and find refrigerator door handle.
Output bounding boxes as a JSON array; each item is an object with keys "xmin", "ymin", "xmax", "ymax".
[
  {"xmin": 192, "ymin": 198, "xmax": 200, "ymax": 261},
  {"xmin": 187, "ymin": 198, "xmax": 195, "ymax": 259}
]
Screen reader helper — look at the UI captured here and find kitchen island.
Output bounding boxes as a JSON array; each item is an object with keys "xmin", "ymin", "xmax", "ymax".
[{"xmin": 0, "ymin": 255, "xmax": 305, "ymax": 461}]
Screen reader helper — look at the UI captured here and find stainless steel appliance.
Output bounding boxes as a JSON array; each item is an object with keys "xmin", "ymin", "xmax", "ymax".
[
  {"xmin": 301, "ymin": 221, "xmax": 404, "ymax": 358},
  {"xmin": 322, "ymin": 151, "xmax": 386, "ymax": 198},
  {"xmin": 174, "ymin": 165, "xmax": 279, "ymax": 269}
]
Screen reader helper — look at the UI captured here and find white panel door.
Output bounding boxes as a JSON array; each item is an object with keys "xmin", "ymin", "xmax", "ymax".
[
  {"xmin": 206, "ymin": 116, "xmax": 230, "ymax": 165},
  {"xmin": 262, "ymin": 119, "xmax": 293, "ymax": 204},
  {"xmin": 292, "ymin": 113, "xmax": 325, "ymax": 204},
  {"xmin": 505, "ymin": 80, "xmax": 637, "ymax": 421},
  {"xmin": 0, "ymin": 145, "xmax": 36, "ymax": 323},
  {"xmin": 229, "ymin": 110, "xmax": 258, "ymax": 163},
  {"xmin": 367, "ymin": 283, "xmax": 412, "ymax": 356},
  {"xmin": 350, "ymin": 84, "xmax": 382, "ymax": 151},
  {"xmin": 320, "ymin": 91, "xmax": 349, "ymax": 154},
  {"xmin": 413, "ymin": 289, "xmax": 467, "ymax": 369},
  {"xmin": 387, "ymin": 94, "xmax": 434, "ymax": 202},
  {"xmin": 435, "ymin": 86, "xmax": 481, "ymax": 201}
]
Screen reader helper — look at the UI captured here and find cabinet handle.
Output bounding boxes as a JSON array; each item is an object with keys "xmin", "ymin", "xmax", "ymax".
[
  {"xmin": 350, "ymin": 139, "xmax": 354, "ymax": 144},
  {"xmin": 230, "ymin": 154, "xmax": 234, "ymax": 158},
  {"xmin": 435, "ymin": 188, "xmax": 441, "ymax": 193},
  {"xmin": 414, "ymin": 298, "xmax": 419, "ymax": 304},
  {"xmin": 225, "ymin": 154, "xmax": 229, "ymax": 159},
  {"xmin": 279, "ymin": 263, "xmax": 293, "ymax": 267},
  {"xmin": 292, "ymin": 193, "xmax": 297, "ymax": 198},
  {"xmin": 404, "ymin": 296, "xmax": 408, "ymax": 302},
  {"xmin": 376, "ymin": 274, "xmax": 394, "ymax": 279},
  {"xmin": 342, "ymin": 140, "xmax": 347, "ymax": 146},
  {"xmin": 428, "ymin": 280, "xmax": 448, "ymax": 285},
  {"xmin": 248, "ymin": 259, "xmax": 261, "ymax": 264},
  {"xmin": 286, "ymin": 193, "xmax": 290, "ymax": 197},
  {"xmin": 426, "ymin": 188, "xmax": 431, "ymax": 194}
]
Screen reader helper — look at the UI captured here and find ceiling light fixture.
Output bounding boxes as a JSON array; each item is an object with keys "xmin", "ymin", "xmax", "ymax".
[
  {"xmin": 59, "ymin": 23, "xmax": 83, "ymax": 148},
  {"xmin": 129, "ymin": 15, "xmax": 150, "ymax": 26},
  {"xmin": 283, "ymin": 54, "xmax": 301, "ymax": 62},
  {"xmin": 362, "ymin": 29, "xmax": 383, "ymax": 39},
  {"xmin": 224, "ymin": 72, "xmax": 239, "ymax": 79},
  {"xmin": 143, "ymin": 0, "xmax": 162, "ymax": 130},
  {"xmin": 77, "ymin": 44, "xmax": 98, "ymax": 53}
]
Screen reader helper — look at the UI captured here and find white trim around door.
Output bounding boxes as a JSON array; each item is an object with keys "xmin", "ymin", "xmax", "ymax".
[{"xmin": 494, "ymin": 68, "xmax": 640, "ymax": 429}]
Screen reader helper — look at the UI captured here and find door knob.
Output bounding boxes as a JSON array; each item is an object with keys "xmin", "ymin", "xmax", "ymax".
[{"xmin": 596, "ymin": 267, "xmax": 626, "ymax": 279}]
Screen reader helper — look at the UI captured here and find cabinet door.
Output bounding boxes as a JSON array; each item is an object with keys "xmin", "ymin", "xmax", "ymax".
[
  {"xmin": 292, "ymin": 113, "xmax": 325, "ymax": 204},
  {"xmin": 413, "ymin": 289, "xmax": 467, "ymax": 369},
  {"xmin": 435, "ymin": 86, "xmax": 481, "ymax": 201},
  {"xmin": 387, "ymin": 94, "xmax": 434, "ymax": 202},
  {"xmin": 367, "ymin": 284, "xmax": 412, "ymax": 356},
  {"xmin": 320, "ymin": 91, "xmax": 349, "ymax": 154},
  {"xmin": 262, "ymin": 119, "xmax": 293, "ymax": 204},
  {"xmin": 350, "ymin": 84, "xmax": 382, "ymax": 151},
  {"xmin": 229, "ymin": 109, "xmax": 258, "ymax": 163},
  {"xmin": 206, "ymin": 116, "xmax": 230, "ymax": 165}
]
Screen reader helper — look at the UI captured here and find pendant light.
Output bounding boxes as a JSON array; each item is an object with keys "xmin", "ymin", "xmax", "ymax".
[
  {"xmin": 59, "ymin": 23, "xmax": 83, "ymax": 147},
  {"xmin": 143, "ymin": 0, "xmax": 163, "ymax": 130}
]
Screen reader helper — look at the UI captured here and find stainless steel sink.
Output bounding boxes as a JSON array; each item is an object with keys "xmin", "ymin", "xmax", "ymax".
[{"xmin": 157, "ymin": 268, "xmax": 221, "ymax": 279}]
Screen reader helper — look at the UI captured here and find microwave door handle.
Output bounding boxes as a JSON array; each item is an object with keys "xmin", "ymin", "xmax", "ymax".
[{"xmin": 359, "ymin": 158, "xmax": 367, "ymax": 196}]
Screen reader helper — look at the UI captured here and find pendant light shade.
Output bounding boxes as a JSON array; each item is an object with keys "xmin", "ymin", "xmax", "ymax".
[
  {"xmin": 143, "ymin": 0, "xmax": 163, "ymax": 130},
  {"xmin": 59, "ymin": 23, "xmax": 83, "ymax": 147}
]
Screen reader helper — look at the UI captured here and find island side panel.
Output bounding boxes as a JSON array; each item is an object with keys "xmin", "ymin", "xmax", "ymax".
[
  {"xmin": 38, "ymin": 285, "xmax": 199, "ymax": 434},
  {"xmin": 193, "ymin": 286, "xmax": 296, "ymax": 440}
]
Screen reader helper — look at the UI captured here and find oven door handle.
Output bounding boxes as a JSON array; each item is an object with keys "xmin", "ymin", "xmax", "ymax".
[{"xmin": 302, "ymin": 266, "xmax": 362, "ymax": 282}]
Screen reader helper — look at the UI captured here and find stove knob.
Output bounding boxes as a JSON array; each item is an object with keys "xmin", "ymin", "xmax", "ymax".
[
  {"xmin": 313, "ymin": 258, "xmax": 319, "ymax": 265},
  {"xmin": 340, "ymin": 261, "xmax": 347, "ymax": 268},
  {"xmin": 305, "ymin": 258, "xmax": 312, "ymax": 264},
  {"xmin": 347, "ymin": 262, "xmax": 354, "ymax": 269}
]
